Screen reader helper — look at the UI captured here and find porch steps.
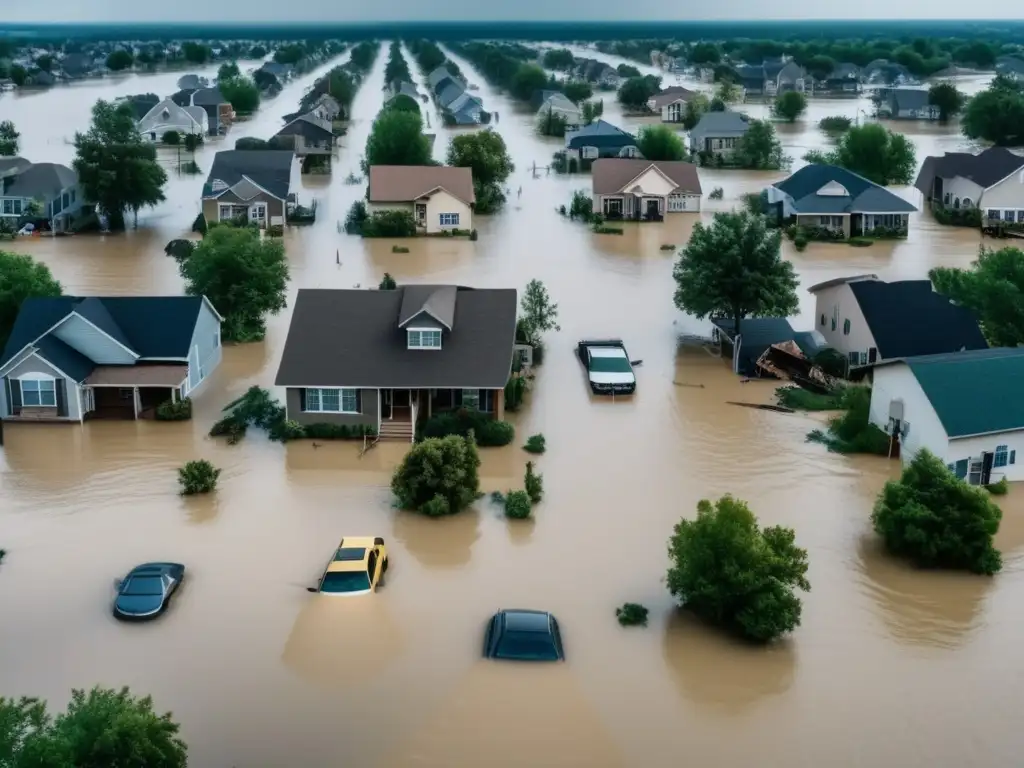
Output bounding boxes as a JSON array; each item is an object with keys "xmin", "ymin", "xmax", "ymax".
[{"xmin": 378, "ymin": 420, "xmax": 414, "ymax": 442}]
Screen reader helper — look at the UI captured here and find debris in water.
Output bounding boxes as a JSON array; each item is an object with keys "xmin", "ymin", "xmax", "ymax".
[{"xmin": 727, "ymin": 401, "xmax": 795, "ymax": 414}]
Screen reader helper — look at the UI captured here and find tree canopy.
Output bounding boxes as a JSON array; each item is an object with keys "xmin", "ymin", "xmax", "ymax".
[
  {"xmin": 169, "ymin": 225, "xmax": 289, "ymax": 342},
  {"xmin": 365, "ymin": 108, "xmax": 432, "ymax": 168},
  {"xmin": 672, "ymin": 211, "xmax": 798, "ymax": 335},
  {"xmin": 391, "ymin": 433, "xmax": 481, "ymax": 517},
  {"xmin": 732, "ymin": 118, "xmax": 787, "ymax": 170},
  {"xmin": 561, "ymin": 80, "xmax": 593, "ymax": 103},
  {"xmin": 218, "ymin": 76, "xmax": 261, "ymax": 115},
  {"xmin": 72, "ymin": 99, "xmax": 167, "ymax": 230},
  {"xmin": 518, "ymin": 279, "xmax": 560, "ymax": 347},
  {"xmin": 667, "ymin": 495, "xmax": 810, "ymax": 643},
  {"xmin": 617, "ymin": 75, "xmax": 661, "ymax": 111},
  {"xmin": 929, "ymin": 246, "xmax": 1024, "ymax": 347},
  {"xmin": 803, "ymin": 123, "xmax": 916, "ymax": 186},
  {"xmin": 509, "ymin": 63, "xmax": 549, "ymax": 102},
  {"xmin": 105, "ymin": 49, "xmax": 134, "ymax": 71},
  {"xmin": 772, "ymin": 90, "xmax": 807, "ymax": 122},
  {"xmin": 0, "ymin": 251, "xmax": 62, "ymax": 351},
  {"xmin": 0, "ymin": 120, "xmax": 18, "ymax": 156},
  {"xmin": 961, "ymin": 75, "xmax": 1024, "ymax": 147},
  {"xmin": 0, "ymin": 685, "xmax": 187, "ymax": 767},
  {"xmin": 386, "ymin": 94, "xmax": 420, "ymax": 114},
  {"xmin": 872, "ymin": 449, "xmax": 1002, "ymax": 575},
  {"xmin": 542, "ymin": 48, "xmax": 575, "ymax": 70},
  {"xmin": 681, "ymin": 93, "xmax": 709, "ymax": 130},
  {"xmin": 636, "ymin": 124, "xmax": 686, "ymax": 161},
  {"xmin": 384, "ymin": 41, "xmax": 411, "ymax": 85},
  {"xmin": 928, "ymin": 82, "xmax": 966, "ymax": 122},
  {"xmin": 217, "ymin": 61, "xmax": 240, "ymax": 81},
  {"xmin": 446, "ymin": 130, "xmax": 514, "ymax": 214}
]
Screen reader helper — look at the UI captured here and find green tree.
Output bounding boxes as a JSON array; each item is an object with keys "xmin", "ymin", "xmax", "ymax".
[
  {"xmin": 446, "ymin": 130, "xmax": 514, "ymax": 214},
  {"xmin": 9, "ymin": 64, "xmax": 27, "ymax": 87},
  {"xmin": 72, "ymin": 99, "xmax": 167, "ymax": 230},
  {"xmin": 803, "ymin": 123, "xmax": 916, "ymax": 186},
  {"xmin": 273, "ymin": 43, "xmax": 306, "ymax": 65},
  {"xmin": 105, "ymin": 49, "xmax": 134, "ymax": 71},
  {"xmin": 561, "ymin": 80, "xmax": 592, "ymax": 103},
  {"xmin": 688, "ymin": 42, "xmax": 721, "ymax": 65},
  {"xmin": 872, "ymin": 450, "xmax": 1002, "ymax": 575},
  {"xmin": 168, "ymin": 225, "xmax": 288, "ymax": 342},
  {"xmin": 537, "ymin": 108, "xmax": 568, "ymax": 138},
  {"xmin": 617, "ymin": 75, "xmax": 660, "ymax": 110},
  {"xmin": 928, "ymin": 82, "xmax": 966, "ymax": 122},
  {"xmin": 34, "ymin": 55, "xmax": 53, "ymax": 73},
  {"xmin": 681, "ymin": 93, "xmax": 709, "ymax": 130},
  {"xmin": 0, "ymin": 120, "xmax": 19, "ymax": 156},
  {"xmin": 391, "ymin": 433, "xmax": 481, "ymax": 516},
  {"xmin": 616, "ymin": 63, "xmax": 641, "ymax": 78},
  {"xmin": 542, "ymin": 48, "xmax": 575, "ymax": 70},
  {"xmin": 672, "ymin": 211, "xmax": 798, "ymax": 336},
  {"xmin": 929, "ymin": 246, "xmax": 1024, "ymax": 347},
  {"xmin": 733, "ymin": 119, "xmax": 787, "ymax": 170},
  {"xmin": 953, "ymin": 40, "xmax": 996, "ymax": 68},
  {"xmin": 181, "ymin": 42, "xmax": 211, "ymax": 64},
  {"xmin": 509, "ymin": 63, "xmax": 549, "ymax": 101},
  {"xmin": 667, "ymin": 495, "xmax": 810, "ymax": 643},
  {"xmin": 961, "ymin": 76, "xmax": 1024, "ymax": 146},
  {"xmin": 249, "ymin": 44, "xmax": 268, "ymax": 59},
  {"xmin": 348, "ymin": 41, "xmax": 378, "ymax": 72},
  {"xmin": 365, "ymin": 108, "xmax": 431, "ymax": 168},
  {"xmin": 636, "ymin": 124, "xmax": 686, "ymax": 161},
  {"xmin": 580, "ymin": 99, "xmax": 604, "ymax": 125},
  {"xmin": 714, "ymin": 80, "xmax": 741, "ymax": 104},
  {"xmin": 384, "ymin": 41, "xmax": 411, "ymax": 85},
  {"xmin": 385, "ymin": 94, "xmax": 420, "ymax": 114},
  {"xmin": 518, "ymin": 279, "xmax": 560, "ymax": 347},
  {"xmin": 0, "ymin": 251, "xmax": 62, "ymax": 351},
  {"xmin": 772, "ymin": 90, "xmax": 807, "ymax": 122},
  {"xmin": 218, "ymin": 76, "xmax": 260, "ymax": 115},
  {"xmin": 804, "ymin": 54, "xmax": 838, "ymax": 81},
  {"xmin": 217, "ymin": 60, "xmax": 240, "ymax": 81},
  {"xmin": 0, "ymin": 686, "xmax": 187, "ymax": 767}
]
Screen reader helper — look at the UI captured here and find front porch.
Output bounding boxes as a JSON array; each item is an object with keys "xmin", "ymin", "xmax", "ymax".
[
  {"xmin": 377, "ymin": 387, "xmax": 506, "ymax": 441},
  {"xmin": 82, "ymin": 364, "xmax": 188, "ymax": 420},
  {"xmin": 601, "ymin": 194, "xmax": 665, "ymax": 222}
]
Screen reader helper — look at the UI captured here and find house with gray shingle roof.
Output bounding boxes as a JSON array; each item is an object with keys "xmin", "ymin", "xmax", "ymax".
[
  {"xmin": 564, "ymin": 120, "xmax": 640, "ymax": 161},
  {"xmin": 767, "ymin": 163, "xmax": 918, "ymax": 237},
  {"xmin": 201, "ymin": 150, "xmax": 294, "ymax": 227},
  {"xmin": 915, "ymin": 147, "xmax": 1024, "ymax": 220},
  {"xmin": 0, "ymin": 295, "xmax": 223, "ymax": 423},
  {"xmin": 866, "ymin": 347, "xmax": 1024, "ymax": 483},
  {"xmin": 878, "ymin": 88, "xmax": 939, "ymax": 120},
  {"xmin": 687, "ymin": 111, "xmax": 751, "ymax": 161},
  {"xmin": 0, "ymin": 162, "xmax": 83, "ymax": 232}
]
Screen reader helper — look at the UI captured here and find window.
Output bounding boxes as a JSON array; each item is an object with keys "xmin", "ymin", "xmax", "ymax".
[
  {"xmin": 843, "ymin": 318, "xmax": 851, "ymax": 335},
  {"xmin": 988, "ymin": 209, "xmax": 999, "ymax": 220},
  {"xmin": 407, "ymin": 329, "xmax": 442, "ymax": 349},
  {"xmin": 304, "ymin": 388, "xmax": 359, "ymax": 413},
  {"xmin": 943, "ymin": 192, "xmax": 951, "ymax": 205},
  {"xmin": 70, "ymin": 189, "xmax": 76, "ymax": 203},
  {"xmin": 439, "ymin": 213, "xmax": 460, "ymax": 227},
  {"xmin": 1005, "ymin": 210, "xmax": 1015, "ymax": 222},
  {"xmin": 847, "ymin": 351, "xmax": 867, "ymax": 365},
  {"xmin": 603, "ymin": 198, "xmax": 623, "ymax": 215},
  {"xmin": 1012, "ymin": 450, "xmax": 1017, "ymax": 465},
  {"xmin": 994, "ymin": 445, "xmax": 1009, "ymax": 468},
  {"xmin": 218, "ymin": 204, "xmax": 234, "ymax": 220},
  {"xmin": 820, "ymin": 313, "xmax": 826, "ymax": 327},
  {"xmin": 462, "ymin": 389, "xmax": 481, "ymax": 409},
  {"xmin": 212, "ymin": 333, "xmax": 220, "ymax": 348},
  {"xmin": 367, "ymin": 551, "xmax": 378, "ymax": 579},
  {"xmin": 118, "ymin": 388, "xmax": 134, "ymax": 400},
  {"xmin": 1018, "ymin": 211, "xmax": 1024, "ymax": 223},
  {"xmin": 954, "ymin": 459, "xmax": 969, "ymax": 479},
  {"xmin": 831, "ymin": 317, "xmax": 837, "ymax": 332},
  {"xmin": 20, "ymin": 378, "xmax": 56, "ymax": 407}
]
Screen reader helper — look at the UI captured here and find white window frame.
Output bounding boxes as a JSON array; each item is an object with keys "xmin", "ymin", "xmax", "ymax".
[
  {"xmin": 19, "ymin": 374, "xmax": 57, "ymax": 407},
  {"xmin": 218, "ymin": 204, "xmax": 235, "ymax": 221},
  {"xmin": 603, "ymin": 197, "xmax": 623, "ymax": 215},
  {"xmin": 407, "ymin": 328, "xmax": 442, "ymax": 349},
  {"xmin": 249, "ymin": 203, "xmax": 267, "ymax": 222},
  {"xmin": 462, "ymin": 389, "xmax": 481, "ymax": 409},
  {"xmin": 439, "ymin": 212, "xmax": 460, "ymax": 227},
  {"xmin": 304, "ymin": 387, "xmax": 359, "ymax": 414}
]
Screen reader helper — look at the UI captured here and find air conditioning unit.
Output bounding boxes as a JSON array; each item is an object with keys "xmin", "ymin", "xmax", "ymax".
[
  {"xmin": 900, "ymin": 421, "xmax": 910, "ymax": 438},
  {"xmin": 514, "ymin": 343, "xmax": 534, "ymax": 367}
]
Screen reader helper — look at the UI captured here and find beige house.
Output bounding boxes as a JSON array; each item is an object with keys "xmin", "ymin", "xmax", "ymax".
[
  {"xmin": 591, "ymin": 158, "xmax": 702, "ymax": 220},
  {"xmin": 201, "ymin": 150, "xmax": 294, "ymax": 228},
  {"xmin": 646, "ymin": 87, "xmax": 698, "ymax": 122},
  {"xmin": 367, "ymin": 165, "xmax": 475, "ymax": 234}
]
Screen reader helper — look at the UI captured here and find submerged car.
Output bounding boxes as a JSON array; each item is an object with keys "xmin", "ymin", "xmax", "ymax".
[
  {"xmin": 483, "ymin": 609, "xmax": 565, "ymax": 662},
  {"xmin": 113, "ymin": 562, "xmax": 185, "ymax": 621},
  {"xmin": 577, "ymin": 339, "xmax": 637, "ymax": 395},
  {"xmin": 309, "ymin": 537, "xmax": 389, "ymax": 596}
]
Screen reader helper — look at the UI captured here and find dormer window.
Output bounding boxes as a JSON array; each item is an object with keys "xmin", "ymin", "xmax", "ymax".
[{"xmin": 408, "ymin": 328, "xmax": 442, "ymax": 349}]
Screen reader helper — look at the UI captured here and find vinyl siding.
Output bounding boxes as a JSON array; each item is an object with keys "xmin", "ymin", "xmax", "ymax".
[
  {"xmin": 2, "ymin": 353, "xmax": 81, "ymax": 420},
  {"xmin": 186, "ymin": 300, "xmax": 223, "ymax": 395},
  {"xmin": 812, "ymin": 283, "xmax": 878, "ymax": 360},
  {"xmin": 285, "ymin": 387, "xmax": 379, "ymax": 428},
  {"xmin": 424, "ymin": 190, "xmax": 472, "ymax": 233},
  {"xmin": 52, "ymin": 313, "xmax": 136, "ymax": 364},
  {"xmin": 950, "ymin": 432, "xmax": 1024, "ymax": 483},
  {"xmin": 868, "ymin": 364, "xmax": 948, "ymax": 464},
  {"xmin": 943, "ymin": 176, "xmax": 985, "ymax": 206},
  {"xmin": 978, "ymin": 168, "xmax": 1024, "ymax": 210}
]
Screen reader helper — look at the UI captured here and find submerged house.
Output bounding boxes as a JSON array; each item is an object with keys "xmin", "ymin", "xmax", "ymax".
[
  {"xmin": 590, "ymin": 158, "xmax": 702, "ymax": 218},
  {"xmin": 711, "ymin": 317, "xmax": 825, "ymax": 378},
  {"xmin": 274, "ymin": 285, "xmax": 518, "ymax": 441},
  {"xmin": 564, "ymin": 120, "xmax": 640, "ymax": 161},
  {"xmin": 201, "ymin": 150, "xmax": 294, "ymax": 227},
  {"xmin": 914, "ymin": 146, "xmax": 1024, "ymax": 220}
]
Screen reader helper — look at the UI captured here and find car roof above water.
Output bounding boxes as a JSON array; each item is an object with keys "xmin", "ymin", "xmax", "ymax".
[
  {"xmin": 502, "ymin": 609, "xmax": 552, "ymax": 632},
  {"xmin": 588, "ymin": 346, "xmax": 628, "ymax": 358}
]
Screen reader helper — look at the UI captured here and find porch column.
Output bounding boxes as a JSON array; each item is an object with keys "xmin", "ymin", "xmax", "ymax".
[
  {"xmin": 171, "ymin": 387, "xmax": 177, "ymax": 404},
  {"xmin": 496, "ymin": 388, "xmax": 505, "ymax": 421},
  {"xmin": 132, "ymin": 387, "xmax": 140, "ymax": 420}
]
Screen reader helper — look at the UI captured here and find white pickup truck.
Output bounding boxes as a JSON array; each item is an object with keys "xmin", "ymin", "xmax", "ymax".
[{"xmin": 577, "ymin": 340, "xmax": 637, "ymax": 395}]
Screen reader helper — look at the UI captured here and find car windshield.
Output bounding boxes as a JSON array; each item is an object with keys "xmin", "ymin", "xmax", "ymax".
[
  {"xmin": 320, "ymin": 571, "xmax": 372, "ymax": 593},
  {"xmin": 123, "ymin": 576, "xmax": 164, "ymax": 596},
  {"xmin": 495, "ymin": 631, "xmax": 560, "ymax": 661},
  {"xmin": 588, "ymin": 351, "xmax": 632, "ymax": 373}
]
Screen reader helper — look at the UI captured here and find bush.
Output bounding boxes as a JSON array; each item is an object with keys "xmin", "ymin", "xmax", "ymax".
[
  {"xmin": 504, "ymin": 375, "xmax": 527, "ymax": 412},
  {"xmin": 818, "ymin": 115, "xmax": 852, "ymax": 135},
  {"xmin": 209, "ymin": 386, "xmax": 289, "ymax": 444},
  {"xmin": 420, "ymin": 408, "xmax": 515, "ymax": 447},
  {"xmin": 524, "ymin": 461, "xmax": 544, "ymax": 504},
  {"xmin": 872, "ymin": 449, "xmax": 1002, "ymax": 575},
  {"xmin": 775, "ymin": 385, "xmax": 843, "ymax": 411},
  {"xmin": 155, "ymin": 397, "xmax": 192, "ymax": 421},
  {"xmin": 660, "ymin": 243, "xmax": 676, "ymax": 251},
  {"xmin": 191, "ymin": 212, "xmax": 208, "ymax": 236},
  {"xmin": 178, "ymin": 459, "xmax": 220, "ymax": 495},
  {"xmin": 593, "ymin": 226, "xmax": 624, "ymax": 235},
  {"xmin": 209, "ymin": 414, "xmax": 247, "ymax": 444},
  {"xmin": 668, "ymin": 495, "xmax": 810, "ymax": 643},
  {"xmin": 504, "ymin": 489, "xmax": 532, "ymax": 519},
  {"xmin": 812, "ymin": 347, "xmax": 848, "ymax": 378},
  {"xmin": 362, "ymin": 209, "xmax": 417, "ymax": 237},
  {"xmin": 987, "ymin": 477, "xmax": 1009, "ymax": 495},
  {"xmin": 343, "ymin": 199, "xmax": 368, "ymax": 235},
  {"xmin": 301, "ymin": 422, "xmax": 376, "ymax": 439},
  {"xmin": 391, "ymin": 434, "xmax": 481, "ymax": 515},
  {"xmin": 0, "ymin": 548, "xmax": 6, "ymax": 563},
  {"xmin": 793, "ymin": 233, "xmax": 808, "ymax": 251},
  {"xmin": 806, "ymin": 386, "xmax": 890, "ymax": 455},
  {"xmin": 266, "ymin": 224, "xmax": 284, "ymax": 237},
  {"xmin": 379, "ymin": 273, "xmax": 397, "ymax": 290},
  {"xmin": 523, "ymin": 433, "xmax": 546, "ymax": 454},
  {"xmin": 162, "ymin": 130, "xmax": 181, "ymax": 145},
  {"xmin": 616, "ymin": 602, "xmax": 649, "ymax": 627},
  {"xmin": 708, "ymin": 187, "xmax": 724, "ymax": 200},
  {"xmin": 267, "ymin": 418, "xmax": 306, "ymax": 442},
  {"xmin": 933, "ymin": 204, "xmax": 982, "ymax": 228},
  {"xmin": 568, "ymin": 189, "xmax": 593, "ymax": 221},
  {"xmin": 862, "ymin": 226, "xmax": 907, "ymax": 239},
  {"xmin": 469, "ymin": 229, "xmax": 478, "ymax": 241},
  {"xmin": 392, "ymin": 245, "xmax": 410, "ymax": 253}
]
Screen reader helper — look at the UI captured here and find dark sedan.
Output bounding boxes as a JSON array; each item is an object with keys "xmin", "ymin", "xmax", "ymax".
[
  {"xmin": 113, "ymin": 562, "xmax": 185, "ymax": 621},
  {"xmin": 484, "ymin": 609, "xmax": 565, "ymax": 661}
]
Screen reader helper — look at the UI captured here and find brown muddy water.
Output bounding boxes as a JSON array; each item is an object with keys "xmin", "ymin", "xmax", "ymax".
[{"xmin": 2, "ymin": 42, "xmax": 1024, "ymax": 768}]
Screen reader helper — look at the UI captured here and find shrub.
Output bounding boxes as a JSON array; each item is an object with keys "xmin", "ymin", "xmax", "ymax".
[
  {"xmin": 178, "ymin": 459, "xmax": 220, "ymax": 495},
  {"xmin": 343, "ymin": 199, "xmax": 368, "ymax": 235},
  {"xmin": 933, "ymin": 204, "xmax": 982, "ymax": 228},
  {"xmin": 524, "ymin": 461, "xmax": 544, "ymax": 504},
  {"xmin": 659, "ymin": 243, "xmax": 676, "ymax": 251},
  {"xmin": 987, "ymin": 477, "xmax": 1009, "ymax": 495},
  {"xmin": 523, "ymin": 433, "xmax": 546, "ymax": 454},
  {"xmin": 266, "ymin": 224, "xmax": 284, "ymax": 237},
  {"xmin": 806, "ymin": 386, "xmax": 890, "ymax": 455},
  {"xmin": 793, "ymin": 233, "xmax": 808, "ymax": 251},
  {"xmin": 362, "ymin": 209, "xmax": 417, "ymax": 237},
  {"xmin": 504, "ymin": 489, "xmax": 532, "ymax": 519},
  {"xmin": 0, "ymin": 548, "xmax": 6, "ymax": 563},
  {"xmin": 267, "ymin": 418, "xmax": 306, "ymax": 442},
  {"xmin": 469, "ymin": 229, "xmax": 478, "ymax": 241},
  {"xmin": 504, "ymin": 375, "xmax": 527, "ymax": 411},
  {"xmin": 872, "ymin": 449, "xmax": 1002, "ymax": 575},
  {"xmin": 775, "ymin": 385, "xmax": 843, "ymax": 411},
  {"xmin": 812, "ymin": 348, "xmax": 848, "ymax": 378},
  {"xmin": 155, "ymin": 397, "xmax": 192, "ymax": 421},
  {"xmin": 420, "ymin": 408, "xmax": 515, "ymax": 447},
  {"xmin": 616, "ymin": 602, "xmax": 649, "ymax": 626},
  {"xmin": 391, "ymin": 434, "xmax": 481, "ymax": 515},
  {"xmin": 668, "ymin": 495, "xmax": 810, "ymax": 643},
  {"xmin": 818, "ymin": 115, "xmax": 852, "ymax": 135},
  {"xmin": 301, "ymin": 422, "xmax": 376, "ymax": 439},
  {"xmin": 593, "ymin": 226, "xmax": 624, "ymax": 234},
  {"xmin": 209, "ymin": 414, "xmax": 247, "ymax": 444},
  {"xmin": 379, "ymin": 273, "xmax": 397, "ymax": 290},
  {"xmin": 210, "ymin": 386, "xmax": 289, "ymax": 444},
  {"xmin": 741, "ymin": 191, "xmax": 767, "ymax": 216},
  {"xmin": 568, "ymin": 189, "xmax": 593, "ymax": 221},
  {"xmin": 708, "ymin": 187, "xmax": 724, "ymax": 200},
  {"xmin": 192, "ymin": 212, "xmax": 208, "ymax": 236},
  {"xmin": 392, "ymin": 245, "xmax": 410, "ymax": 253},
  {"xmin": 162, "ymin": 130, "xmax": 181, "ymax": 145},
  {"xmin": 180, "ymin": 161, "xmax": 201, "ymax": 175}
]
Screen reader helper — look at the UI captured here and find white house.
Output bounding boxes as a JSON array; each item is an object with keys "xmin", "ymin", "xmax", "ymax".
[
  {"xmin": 536, "ymin": 92, "xmax": 582, "ymax": 130},
  {"xmin": 590, "ymin": 158, "xmax": 702, "ymax": 218},
  {"xmin": 367, "ymin": 165, "xmax": 474, "ymax": 235},
  {"xmin": 806, "ymin": 275, "xmax": 988, "ymax": 368},
  {"xmin": 646, "ymin": 87, "xmax": 697, "ymax": 123},
  {"xmin": 137, "ymin": 98, "xmax": 208, "ymax": 142},
  {"xmin": 915, "ymin": 147, "xmax": 1024, "ymax": 225},
  {"xmin": 867, "ymin": 348, "xmax": 1024, "ymax": 485}
]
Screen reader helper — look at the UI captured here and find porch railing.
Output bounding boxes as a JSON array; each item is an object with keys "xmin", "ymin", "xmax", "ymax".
[{"xmin": 409, "ymin": 399, "xmax": 417, "ymax": 443}]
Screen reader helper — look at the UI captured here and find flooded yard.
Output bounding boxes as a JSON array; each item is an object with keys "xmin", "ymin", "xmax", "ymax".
[{"xmin": 2, "ymin": 41, "xmax": 1024, "ymax": 768}]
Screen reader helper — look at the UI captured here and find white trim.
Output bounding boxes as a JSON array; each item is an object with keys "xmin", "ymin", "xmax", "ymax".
[
  {"xmin": 399, "ymin": 309, "xmax": 452, "ymax": 332},
  {"xmin": 407, "ymin": 328, "xmax": 443, "ymax": 349},
  {"xmin": 204, "ymin": 174, "xmax": 286, "ymax": 203},
  {"xmin": 16, "ymin": 371, "xmax": 55, "ymax": 380},
  {"xmin": 302, "ymin": 387, "xmax": 361, "ymax": 414},
  {"xmin": 51, "ymin": 311, "xmax": 141, "ymax": 360},
  {"xmin": 1, "ymin": 349, "xmax": 81, "ymax": 384},
  {"xmin": 614, "ymin": 163, "xmax": 680, "ymax": 195},
  {"xmin": 18, "ymin": 376, "xmax": 57, "ymax": 407}
]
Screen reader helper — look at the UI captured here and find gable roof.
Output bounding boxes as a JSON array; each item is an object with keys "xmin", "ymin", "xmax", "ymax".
[
  {"xmin": 437, "ymin": 82, "xmax": 466, "ymax": 108},
  {"xmin": 4, "ymin": 163, "xmax": 77, "ymax": 199},
  {"xmin": 447, "ymin": 92, "xmax": 482, "ymax": 113},
  {"xmin": 428, "ymin": 66, "xmax": 455, "ymax": 88},
  {"xmin": 202, "ymin": 150, "xmax": 294, "ymax": 200},
  {"xmin": 368, "ymin": 165, "xmax": 475, "ymax": 205},
  {"xmin": 138, "ymin": 98, "xmax": 201, "ymax": 129},
  {"xmin": 688, "ymin": 111, "xmax": 751, "ymax": 140},
  {"xmin": 772, "ymin": 164, "xmax": 917, "ymax": 214},
  {"xmin": 0, "ymin": 156, "xmax": 32, "ymax": 178},
  {"xmin": 890, "ymin": 348, "xmax": 1024, "ymax": 438},
  {"xmin": 914, "ymin": 147, "xmax": 1024, "ymax": 195},
  {"xmin": 806, "ymin": 274, "xmax": 879, "ymax": 293},
  {"xmin": 191, "ymin": 87, "xmax": 227, "ymax": 106},
  {"xmin": 565, "ymin": 120, "xmax": 635, "ymax": 149},
  {"xmin": 889, "ymin": 88, "xmax": 931, "ymax": 111},
  {"xmin": 123, "ymin": 94, "xmax": 161, "ymax": 120},
  {"xmin": 648, "ymin": 89, "xmax": 696, "ymax": 108},
  {"xmin": 539, "ymin": 92, "xmax": 579, "ymax": 113},
  {"xmin": 274, "ymin": 286, "xmax": 518, "ymax": 389},
  {"xmin": 847, "ymin": 279, "xmax": 988, "ymax": 360},
  {"xmin": 592, "ymin": 159, "xmax": 701, "ymax": 195},
  {"xmin": 0, "ymin": 296, "xmax": 213, "ymax": 378},
  {"xmin": 399, "ymin": 285, "xmax": 457, "ymax": 330},
  {"xmin": 275, "ymin": 112, "xmax": 333, "ymax": 141}
]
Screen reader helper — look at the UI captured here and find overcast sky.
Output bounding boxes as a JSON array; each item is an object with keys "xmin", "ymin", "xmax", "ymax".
[{"xmin": 3, "ymin": 1, "xmax": 1019, "ymax": 23}]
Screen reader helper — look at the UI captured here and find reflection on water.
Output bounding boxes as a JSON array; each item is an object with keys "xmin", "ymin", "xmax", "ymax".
[{"xmin": 392, "ymin": 508, "xmax": 481, "ymax": 569}]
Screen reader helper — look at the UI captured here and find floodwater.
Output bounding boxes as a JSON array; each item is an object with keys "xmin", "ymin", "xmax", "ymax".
[{"xmin": 2, "ymin": 41, "xmax": 1024, "ymax": 768}]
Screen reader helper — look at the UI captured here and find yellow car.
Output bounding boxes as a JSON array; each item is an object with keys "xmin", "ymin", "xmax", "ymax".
[{"xmin": 309, "ymin": 537, "xmax": 389, "ymax": 596}]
